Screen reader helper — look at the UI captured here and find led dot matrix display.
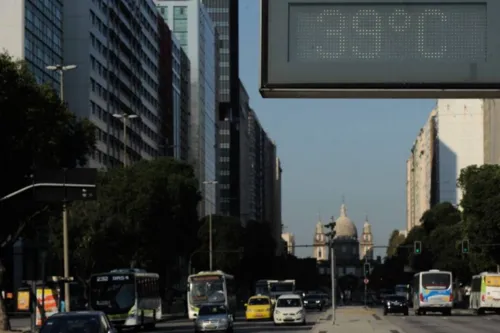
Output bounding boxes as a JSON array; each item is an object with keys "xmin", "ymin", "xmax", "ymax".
[{"xmin": 289, "ymin": 4, "xmax": 487, "ymax": 62}]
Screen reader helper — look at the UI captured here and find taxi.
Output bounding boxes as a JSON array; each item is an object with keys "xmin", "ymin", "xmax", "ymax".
[{"xmin": 245, "ymin": 295, "xmax": 273, "ymax": 320}]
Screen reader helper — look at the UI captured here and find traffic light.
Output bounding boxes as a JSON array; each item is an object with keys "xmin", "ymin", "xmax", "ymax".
[
  {"xmin": 462, "ymin": 239, "xmax": 470, "ymax": 253},
  {"xmin": 364, "ymin": 263, "xmax": 371, "ymax": 276},
  {"xmin": 414, "ymin": 241, "xmax": 422, "ymax": 254}
]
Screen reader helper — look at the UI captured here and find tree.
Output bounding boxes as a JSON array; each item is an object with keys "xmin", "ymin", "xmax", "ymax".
[
  {"xmin": 195, "ymin": 215, "xmax": 244, "ymax": 274},
  {"xmin": 325, "ymin": 216, "xmax": 336, "ymax": 243},
  {"xmin": 0, "ymin": 52, "xmax": 95, "ymax": 330},
  {"xmin": 386, "ymin": 230, "xmax": 405, "ymax": 257},
  {"xmin": 48, "ymin": 158, "xmax": 201, "ymax": 293},
  {"xmin": 239, "ymin": 220, "xmax": 276, "ymax": 289},
  {"xmin": 459, "ymin": 164, "xmax": 500, "ymax": 271}
]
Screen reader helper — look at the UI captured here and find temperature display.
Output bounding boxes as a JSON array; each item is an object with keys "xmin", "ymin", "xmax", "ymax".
[{"xmin": 290, "ymin": 3, "xmax": 487, "ymax": 61}]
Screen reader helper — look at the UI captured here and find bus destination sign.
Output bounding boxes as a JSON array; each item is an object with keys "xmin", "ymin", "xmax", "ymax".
[
  {"xmin": 260, "ymin": 0, "xmax": 500, "ymax": 98},
  {"xmin": 94, "ymin": 275, "xmax": 132, "ymax": 282},
  {"xmin": 191, "ymin": 275, "xmax": 222, "ymax": 282}
]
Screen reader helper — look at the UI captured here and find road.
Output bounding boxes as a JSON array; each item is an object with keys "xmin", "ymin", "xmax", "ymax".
[
  {"xmin": 379, "ymin": 308, "xmax": 500, "ymax": 333},
  {"xmin": 10, "ymin": 310, "xmax": 327, "ymax": 333}
]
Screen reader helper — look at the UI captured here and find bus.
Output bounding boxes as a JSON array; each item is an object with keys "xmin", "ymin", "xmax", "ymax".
[
  {"xmin": 470, "ymin": 272, "xmax": 500, "ymax": 314},
  {"xmin": 187, "ymin": 270, "xmax": 236, "ymax": 320},
  {"xmin": 269, "ymin": 280, "xmax": 295, "ymax": 304},
  {"xmin": 412, "ymin": 269, "xmax": 453, "ymax": 316},
  {"xmin": 395, "ymin": 284, "xmax": 410, "ymax": 302},
  {"xmin": 89, "ymin": 269, "xmax": 161, "ymax": 329},
  {"xmin": 254, "ymin": 280, "xmax": 274, "ymax": 296}
]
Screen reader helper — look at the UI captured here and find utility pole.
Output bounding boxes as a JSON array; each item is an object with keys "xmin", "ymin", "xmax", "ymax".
[
  {"xmin": 112, "ymin": 113, "xmax": 139, "ymax": 167},
  {"xmin": 46, "ymin": 64, "xmax": 77, "ymax": 312},
  {"xmin": 331, "ymin": 246, "xmax": 336, "ymax": 325},
  {"xmin": 203, "ymin": 180, "xmax": 218, "ymax": 270}
]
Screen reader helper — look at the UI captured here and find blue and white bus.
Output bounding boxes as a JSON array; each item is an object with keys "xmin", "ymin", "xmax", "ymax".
[{"xmin": 412, "ymin": 269, "xmax": 453, "ymax": 316}]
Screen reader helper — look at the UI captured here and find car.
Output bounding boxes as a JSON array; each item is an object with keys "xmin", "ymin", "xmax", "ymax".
[
  {"xmin": 194, "ymin": 304, "xmax": 234, "ymax": 333},
  {"xmin": 245, "ymin": 295, "xmax": 273, "ymax": 320},
  {"xmin": 273, "ymin": 294, "xmax": 306, "ymax": 325},
  {"xmin": 383, "ymin": 295, "xmax": 409, "ymax": 316},
  {"xmin": 303, "ymin": 294, "xmax": 325, "ymax": 311},
  {"xmin": 39, "ymin": 311, "xmax": 116, "ymax": 333}
]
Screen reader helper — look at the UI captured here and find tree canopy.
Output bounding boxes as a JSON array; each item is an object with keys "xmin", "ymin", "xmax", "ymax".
[
  {"xmin": 48, "ymin": 158, "xmax": 201, "ymax": 290},
  {"xmin": 0, "ymin": 52, "xmax": 95, "ymax": 330}
]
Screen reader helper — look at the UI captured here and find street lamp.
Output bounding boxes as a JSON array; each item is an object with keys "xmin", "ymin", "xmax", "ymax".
[
  {"xmin": 46, "ymin": 64, "xmax": 77, "ymax": 100},
  {"xmin": 112, "ymin": 113, "xmax": 139, "ymax": 167},
  {"xmin": 46, "ymin": 64, "xmax": 77, "ymax": 313},
  {"xmin": 203, "ymin": 180, "xmax": 218, "ymax": 271}
]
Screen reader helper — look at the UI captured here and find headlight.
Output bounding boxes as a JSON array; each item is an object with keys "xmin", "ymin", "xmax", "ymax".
[
  {"xmin": 219, "ymin": 318, "xmax": 228, "ymax": 324},
  {"xmin": 316, "ymin": 300, "xmax": 320, "ymax": 303},
  {"xmin": 297, "ymin": 310, "xmax": 303, "ymax": 315},
  {"xmin": 275, "ymin": 310, "xmax": 281, "ymax": 315}
]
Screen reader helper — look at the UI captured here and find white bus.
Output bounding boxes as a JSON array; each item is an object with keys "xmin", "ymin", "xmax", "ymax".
[
  {"xmin": 255, "ymin": 279, "xmax": 273, "ymax": 296},
  {"xmin": 470, "ymin": 272, "xmax": 500, "ymax": 314},
  {"xmin": 89, "ymin": 269, "xmax": 161, "ymax": 329},
  {"xmin": 412, "ymin": 269, "xmax": 453, "ymax": 316},
  {"xmin": 187, "ymin": 270, "xmax": 236, "ymax": 319},
  {"xmin": 269, "ymin": 280, "xmax": 295, "ymax": 304}
]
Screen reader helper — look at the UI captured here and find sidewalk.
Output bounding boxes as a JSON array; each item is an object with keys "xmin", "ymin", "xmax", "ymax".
[{"xmin": 311, "ymin": 306, "xmax": 404, "ymax": 333}]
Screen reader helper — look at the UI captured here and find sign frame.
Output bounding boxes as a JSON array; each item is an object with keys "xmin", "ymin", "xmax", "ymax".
[{"xmin": 260, "ymin": 0, "xmax": 500, "ymax": 98}]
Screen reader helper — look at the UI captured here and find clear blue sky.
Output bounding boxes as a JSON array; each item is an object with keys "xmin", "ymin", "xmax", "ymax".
[{"xmin": 237, "ymin": 1, "xmax": 436, "ymax": 258}]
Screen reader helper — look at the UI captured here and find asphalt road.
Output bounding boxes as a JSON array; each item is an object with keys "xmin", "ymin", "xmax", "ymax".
[
  {"xmin": 10, "ymin": 310, "xmax": 327, "ymax": 333},
  {"xmin": 379, "ymin": 308, "xmax": 500, "ymax": 333},
  {"xmin": 144, "ymin": 310, "xmax": 326, "ymax": 333}
]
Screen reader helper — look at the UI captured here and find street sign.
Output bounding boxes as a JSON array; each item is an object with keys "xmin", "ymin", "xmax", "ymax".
[
  {"xmin": 260, "ymin": 0, "xmax": 500, "ymax": 98},
  {"xmin": 364, "ymin": 278, "xmax": 369, "ymax": 285},
  {"xmin": 33, "ymin": 168, "xmax": 98, "ymax": 202}
]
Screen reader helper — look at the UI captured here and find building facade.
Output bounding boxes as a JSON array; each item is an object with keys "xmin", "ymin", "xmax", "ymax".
[
  {"xmin": 154, "ymin": 0, "xmax": 218, "ymax": 216},
  {"xmin": 406, "ymin": 109, "xmax": 436, "ymax": 231},
  {"xmin": 248, "ymin": 109, "xmax": 265, "ymax": 222},
  {"xmin": 202, "ymin": 1, "xmax": 248, "ymax": 221},
  {"xmin": 359, "ymin": 217, "xmax": 374, "ymax": 261},
  {"xmin": 0, "ymin": 0, "xmax": 63, "ymax": 91},
  {"xmin": 483, "ymin": 99, "xmax": 500, "ymax": 165},
  {"xmin": 407, "ymin": 100, "xmax": 486, "ymax": 232},
  {"xmin": 64, "ymin": 0, "xmax": 162, "ymax": 169},
  {"xmin": 282, "ymin": 232, "xmax": 296, "ymax": 256},
  {"xmin": 312, "ymin": 220, "xmax": 328, "ymax": 262}
]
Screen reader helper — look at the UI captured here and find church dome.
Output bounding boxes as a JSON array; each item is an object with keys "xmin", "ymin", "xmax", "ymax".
[{"xmin": 334, "ymin": 204, "xmax": 358, "ymax": 240}]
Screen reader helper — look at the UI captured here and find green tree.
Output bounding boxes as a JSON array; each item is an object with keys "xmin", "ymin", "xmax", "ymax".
[
  {"xmin": 195, "ymin": 215, "xmax": 244, "ymax": 274},
  {"xmin": 48, "ymin": 158, "xmax": 201, "ymax": 292},
  {"xmin": 386, "ymin": 229, "xmax": 405, "ymax": 257},
  {"xmin": 458, "ymin": 164, "xmax": 500, "ymax": 271},
  {"xmin": 239, "ymin": 220, "xmax": 276, "ymax": 289},
  {"xmin": 0, "ymin": 52, "xmax": 95, "ymax": 330}
]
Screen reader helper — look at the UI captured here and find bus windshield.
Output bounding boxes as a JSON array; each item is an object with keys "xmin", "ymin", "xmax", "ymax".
[
  {"xmin": 485, "ymin": 275, "xmax": 500, "ymax": 287},
  {"xmin": 255, "ymin": 283, "xmax": 269, "ymax": 295},
  {"xmin": 270, "ymin": 283, "xmax": 294, "ymax": 293},
  {"xmin": 90, "ymin": 275, "xmax": 135, "ymax": 313},
  {"xmin": 190, "ymin": 276, "xmax": 225, "ymax": 305},
  {"xmin": 422, "ymin": 273, "xmax": 451, "ymax": 290}
]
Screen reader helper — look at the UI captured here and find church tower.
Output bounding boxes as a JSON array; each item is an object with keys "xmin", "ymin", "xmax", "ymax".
[
  {"xmin": 359, "ymin": 216, "xmax": 374, "ymax": 260},
  {"xmin": 313, "ymin": 219, "xmax": 328, "ymax": 262}
]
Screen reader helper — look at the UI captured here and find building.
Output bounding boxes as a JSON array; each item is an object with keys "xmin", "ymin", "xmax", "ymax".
[
  {"xmin": 0, "ymin": 0, "xmax": 63, "ymax": 91},
  {"xmin": 332, "ymin": 204, "xmax": 361, "ymax": 277},
  {"xmin": 248, "ymin": 109, "xmax": 265, "ymax": 222},
  {"xmin": 483, "ymin": 99, "xmax": 500, "ymax": 165},
  {"xmin": 407, "ymin": 100, "xmax": 486, "ymax": 232},
  {"xmin": 406, "ymin": 109, "xmax": 436, "ymax": 231},
  {"xmin": 154, "ymin": 0, "xmax": 218, "ymax": 216},
  {"xmin": 273, "ymin": 157, "xmax": 283, "ymax": 254},
  {"xmin": 63, "ymin": 0, "xmax": 162, "ymax": 168},
  {"xmin": 282, "ymin": 232, "xmax": 295, "ymax": 256},
  {"xmin": 359, "ymin": 217, "xmax": 374, "ymax": 261},
  {"xmin": 201, "ymin": 1, "xmax": 245, "ymax": 221},
  {"xmin": 312, "ymin": 220, "xmax": 328, "ymax": 262}
]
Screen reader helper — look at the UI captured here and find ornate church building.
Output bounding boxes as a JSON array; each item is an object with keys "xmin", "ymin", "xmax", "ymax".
[{"xmin": 312, "ymin": 204, "xmax": 374, "ymax": 278}]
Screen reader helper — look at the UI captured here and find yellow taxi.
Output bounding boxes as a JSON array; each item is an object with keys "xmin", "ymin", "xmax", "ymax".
[{"xmin": 245, "ymin": 295, "xmax": 273, "ymax": 320}]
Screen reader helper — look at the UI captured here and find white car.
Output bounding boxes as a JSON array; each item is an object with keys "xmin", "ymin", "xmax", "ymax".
[{"xmin": 273, "ymin": 294, "xmax": 306, "ymax": 325}]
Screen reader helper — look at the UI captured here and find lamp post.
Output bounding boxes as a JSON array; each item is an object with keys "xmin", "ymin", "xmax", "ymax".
[
  {"xmin": 112, "ymin": 113, "xmax": 139, "ymax": 167},
  {"xmin": 203, "ymin": 180, "xmax": 218, "ymax": 271},
  {"xmin": 46, "ymin": 64, "xmax": 77, "ymax": 312}
]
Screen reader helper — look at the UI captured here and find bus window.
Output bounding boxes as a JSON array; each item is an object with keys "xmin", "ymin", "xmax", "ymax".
[{"xmin": 485, "ymin": 276, "xmax": 500, "ymax": 287}]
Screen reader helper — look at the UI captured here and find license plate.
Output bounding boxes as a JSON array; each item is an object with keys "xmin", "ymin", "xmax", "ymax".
[
  {"xmin": 256, "ymin": 314, "xmax": 262, "ymax": 317},
  {"xmin": 206, "ymin": 325, "xmax": 216, "ymax": 329},
  {"xmin": 285, "ymin": 317, "xmax": 293, "ymax": 321}
]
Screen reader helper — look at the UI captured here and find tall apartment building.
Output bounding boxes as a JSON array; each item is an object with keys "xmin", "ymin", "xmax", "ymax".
[
  {"xmin": 0, "ymin": 0, "xmax": 63, "ymax": 91},
  {"xmin": 201, "ymin": 1, "xmax": 247, "ymax": 220},
  {"xmin": 63, "ymin": 0, "xmax": 162, "ymax": 168},
  {"xmin": 154, "ymin": 0, "xmax": 218, "ymax": 216},
  {"xmin": 406, "ymin": 109, "xmax": 437, "ymax": 231},
  {"xmin": 407, "ymin": 100, "xmax": 486, "ymax": 231}
]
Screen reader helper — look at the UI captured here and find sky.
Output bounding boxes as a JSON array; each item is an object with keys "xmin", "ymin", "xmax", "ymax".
[{"xmin": 237, "ymin": 1, "xmax": 437, "ymax": 258}]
